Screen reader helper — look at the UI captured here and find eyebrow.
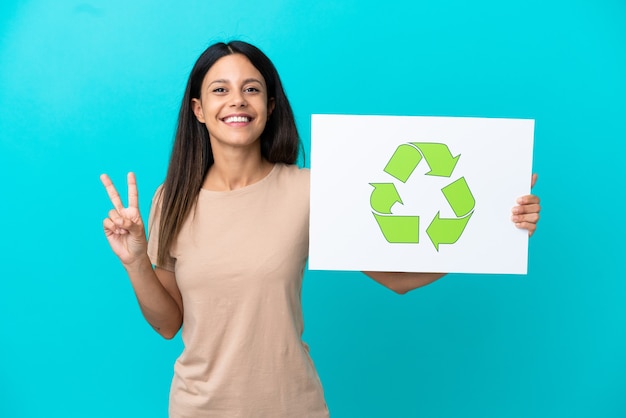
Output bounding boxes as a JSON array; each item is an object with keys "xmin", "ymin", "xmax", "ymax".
[{"xmin": 207, "ymin": 78, "xmax": 264, "ymax": 87}]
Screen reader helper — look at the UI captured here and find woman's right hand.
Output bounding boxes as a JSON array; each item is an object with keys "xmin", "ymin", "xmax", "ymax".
[{"xmin": 100, "ymin": 172, "xmax": 148, "ymax": 267}]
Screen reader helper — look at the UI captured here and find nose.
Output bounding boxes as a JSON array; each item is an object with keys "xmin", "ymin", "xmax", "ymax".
[{"xmin": 230, "ymin": 91, "xmax": 247, "ymax": 107}]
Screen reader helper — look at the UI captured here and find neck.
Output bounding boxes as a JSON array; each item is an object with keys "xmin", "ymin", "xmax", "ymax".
[{"xmin": 203, "ymin": 147, "xmax": 273, "ymax": 191}]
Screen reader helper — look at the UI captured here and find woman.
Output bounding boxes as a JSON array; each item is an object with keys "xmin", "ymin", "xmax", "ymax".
[{"xmin": 101, "ymin": 41, "xmax": 541, "ymax": 417}]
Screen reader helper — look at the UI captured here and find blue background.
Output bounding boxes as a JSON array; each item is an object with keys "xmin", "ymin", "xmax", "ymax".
[{"xmin": 1, "ymin": 1, "xmax": 624, "ymax": 417}]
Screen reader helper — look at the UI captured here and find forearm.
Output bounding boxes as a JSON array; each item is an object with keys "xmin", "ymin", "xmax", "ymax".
[
  {"xmin": 124, "ymin": 255, "xmax": 182, "ymax": 339},
  {"xmin": 363, "ymin": 271, "xmax": 447, "ymax": 294}
]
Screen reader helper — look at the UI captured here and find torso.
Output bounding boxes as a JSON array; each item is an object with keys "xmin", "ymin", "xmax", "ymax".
[{"xmin": 148, "ymin": 164, "xmax": 328, "ymax": 418}]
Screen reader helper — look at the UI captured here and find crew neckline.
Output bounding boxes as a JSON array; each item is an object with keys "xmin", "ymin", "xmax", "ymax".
[{"xmin": 199, "ymin": 163, "xmax": 280, "ymax": 197}]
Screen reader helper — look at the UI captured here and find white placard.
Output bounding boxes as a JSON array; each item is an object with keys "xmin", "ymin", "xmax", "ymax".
[{"xmin": 309, "ymin": 114, "xmax": 535, "ymax": 274}]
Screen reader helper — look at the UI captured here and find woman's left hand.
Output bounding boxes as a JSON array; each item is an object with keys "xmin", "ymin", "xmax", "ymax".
[{"xmin": 511, "ymin": 173, "xmax": 541, "ymax": 237}]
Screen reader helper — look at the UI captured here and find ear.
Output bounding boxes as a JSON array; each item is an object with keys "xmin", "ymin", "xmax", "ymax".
[
  {"xmin": 268, "ymin": 98, "xmax": 276, "ymax": 119},
  {"xmin": 191, "ymin": 98, "xmax": 205, "ymax": 123}
]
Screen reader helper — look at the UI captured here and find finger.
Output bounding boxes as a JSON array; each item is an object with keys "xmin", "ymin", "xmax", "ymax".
[
  {"xmin": 516, "ymin": 194, "xmax": 540, "ymax": 205},
  {"xmin": 515, "ymin": 221, "xmax": 537, "ymax": 237},
  {"xmin": 108, "ymin": 208, "xmax": 145, "ymax": 237},
  {"xmin": 511, "ymin": 212, "xmax": 540, "ymax": 224},
  {"xmin": 531, "ymin": 173, "xmax": 538, "ymax": 188},
  {"xmin": 127, "ymin": 172, "xmax": 139, "ymax": 209},
  {"xmin": 103, "ymin": 218, "xmax": 117, "ymax": 234},
  {"xmin": 100, "ymin": 173, "xmax": 125, "ymax": 212},
  {"xmin": 108, "ymin": 208, "xmax": 124, "ymax": 223},
  {"xmin": 107, "ymin": 209, "xmax": 130, "ymax": 233},
  {"xmin": 103, "ymin": 217, "xmax": 128, "ymax": 236},
  {"xmin": 512, "ymin": 203, "xmax": 541, "ymax": 215}
]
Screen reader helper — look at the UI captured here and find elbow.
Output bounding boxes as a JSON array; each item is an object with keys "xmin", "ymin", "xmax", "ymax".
[
  {"xmin": 161, "ymin": 330, "xmax": 178, "ymax": 340},
  {"xmin": 389, "ymin": 284, "xmax": 413, "ymax": 295},
  {"xmin": 159, "ymin": 327, "xmax": 180, "ymax": 340},
  {"xmin": 151, "ymin": 322, "xmax": 181, "ymax": 340}
]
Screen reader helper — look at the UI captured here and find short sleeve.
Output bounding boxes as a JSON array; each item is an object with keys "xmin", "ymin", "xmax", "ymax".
[{"xmin": 147, "ymin": 185, "xmax": 176, "ymax": 271}]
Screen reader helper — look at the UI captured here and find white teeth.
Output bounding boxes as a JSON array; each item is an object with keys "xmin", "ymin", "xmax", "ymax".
[{"xmin": 224, "ymin": 116, "xmax": 250, "ymax": 123}]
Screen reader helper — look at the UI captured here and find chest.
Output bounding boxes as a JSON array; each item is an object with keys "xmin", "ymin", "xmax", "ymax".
[{"xmin": 171, "ymin": 189, "xmax": 309, "ymax": 302}]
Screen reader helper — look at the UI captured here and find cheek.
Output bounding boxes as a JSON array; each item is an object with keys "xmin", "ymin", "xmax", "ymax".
[
  {"xmin": 259, "ymin": 98, "xmax": 271, "ymax": 117},
  {"xmin": 203, "ymin": 102, "xmax": 222, "ymax": 119}
]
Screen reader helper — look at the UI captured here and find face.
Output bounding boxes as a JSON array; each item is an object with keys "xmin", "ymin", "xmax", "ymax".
[{"xmin": 192, "ymin": 53, "xmax": 275, "ymax": 153}]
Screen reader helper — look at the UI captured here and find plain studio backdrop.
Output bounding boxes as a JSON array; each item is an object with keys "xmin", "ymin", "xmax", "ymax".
[{"xmin": 1, "ymin": 1, "xmax": 624, "ymax": 417}]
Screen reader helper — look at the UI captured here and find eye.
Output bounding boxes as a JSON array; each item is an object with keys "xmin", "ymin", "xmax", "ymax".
[
  {"xmin": 212, "ymin": 87, "xmax": 227, "ymax": 94},
  {"xmin": 244, "ymin": 86, "xmax": 260, "ymax": 93}
]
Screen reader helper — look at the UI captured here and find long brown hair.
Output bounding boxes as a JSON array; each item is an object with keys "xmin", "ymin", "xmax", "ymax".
[{"xmin": 156, "ymin": 41, "xmax": 301, "ymax": 266}]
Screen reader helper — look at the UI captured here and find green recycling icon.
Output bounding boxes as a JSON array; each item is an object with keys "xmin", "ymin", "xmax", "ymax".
[{"xmin": 370, "ymin": 142, "xmax": 475, "ymax": 251}]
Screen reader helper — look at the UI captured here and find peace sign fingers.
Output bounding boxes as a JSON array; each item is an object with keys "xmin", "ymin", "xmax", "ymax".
[
  {"xmin": 100, "ymin": 172, "xmax": 147, "ymax": 265},
  {"xmin": 100, "ymin": 172, "xmax": 140, "ymax": 211},
  {"xmin": 127, "ymin": 172, "xmax": 139, "ymax": 209},
  {"xmin": 100, "ymin": 173, "xmax": 125, "ymax": 212}
]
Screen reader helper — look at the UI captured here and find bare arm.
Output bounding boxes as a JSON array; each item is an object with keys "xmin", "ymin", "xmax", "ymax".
[
  {"xmin": 124, "ymin": 257, "xmax": 183, "ymax": 339},
  {"xmin": 363, "ymin": 271, "xmax": 447, "ymax": 294},
  {"xmin": 101, "ymin": 173, "xmax": 182, "ymax": 339}
]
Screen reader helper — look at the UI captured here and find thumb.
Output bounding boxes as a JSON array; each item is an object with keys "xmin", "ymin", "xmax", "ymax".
[
  {"xmin": 126, "ymin": 217, "xmax": 146, "ymax": 238},
  {"xmin": 113, "ymin": 214, "xmax": 145, "ymax": 237}
]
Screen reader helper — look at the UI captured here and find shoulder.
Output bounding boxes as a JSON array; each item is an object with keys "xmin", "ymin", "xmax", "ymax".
[
  {"xmin": 152, "ymin": 184, "xmax": 165, "ymax": 203},
  {"xmin": 149, "ymin": 184, "xmax": 165, "ymax": 211},
  {"xmin": 275, "ymin": 163, "xmax": 310, "ymax": 186},
  {"xmin": 273, "ymin": 164, "xmax": 310, "ymax": 202},
  {"xmin": 147, "ymin": 184, "xmax": 165, "ymax": 223}
]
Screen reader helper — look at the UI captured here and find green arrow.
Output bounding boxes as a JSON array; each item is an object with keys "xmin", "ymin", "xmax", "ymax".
[
  {"xmin": 369, "ymin": 183, "xmax": 402, "ymax": 214},
  {"xmin": 441, "ymin": 177, "xmax": 475, "ymax": 217},
  {"xmin": 411, "ymin": 143, "xmax": 460, "ymax": 177},
  {"xmin": 373, "ymin": 213, "xmax": 419, "ymax": 243},
  {"xmin": 426, "ymin": 211, "xmax": 473, "ymax": 251},
  {"xmin": 383, "ymin": 144, "xmax": 423, "ymax": 183}
]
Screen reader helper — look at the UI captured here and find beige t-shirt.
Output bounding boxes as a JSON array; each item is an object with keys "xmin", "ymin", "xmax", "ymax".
[{"xmin": 147, "ymin": 164, "xmax": 329, "ymax": 418}]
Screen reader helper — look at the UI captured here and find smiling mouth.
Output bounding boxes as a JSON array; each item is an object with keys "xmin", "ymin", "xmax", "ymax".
[{"xmin": 222, "ymin": 116, "xmax": 252, "ymax": 123}]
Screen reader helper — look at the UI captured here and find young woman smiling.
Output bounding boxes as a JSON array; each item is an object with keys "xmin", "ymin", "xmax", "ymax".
[{"xmin": 100, "ymin": 40, "xmax": 541, "ymax": 417}]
